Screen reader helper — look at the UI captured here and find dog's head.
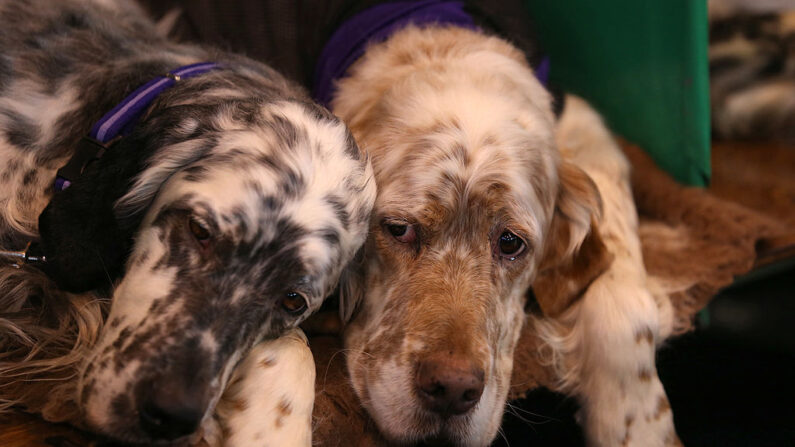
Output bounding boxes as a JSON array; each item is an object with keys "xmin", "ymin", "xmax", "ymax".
[
  {"xmin": 37, "ymin": 68, "xmax": 375, "ymax": 442},
  {"xmin": 332, "ymin": 26, "xmax": 608, "ymax": 445}
]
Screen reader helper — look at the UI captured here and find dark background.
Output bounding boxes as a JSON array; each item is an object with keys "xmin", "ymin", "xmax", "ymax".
[{"xmin": 496, "ymin": 264, "xmax": 795, "ymax": 447}]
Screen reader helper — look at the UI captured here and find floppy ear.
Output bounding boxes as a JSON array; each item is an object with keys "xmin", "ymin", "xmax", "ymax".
[
  {"xmin": 37, "ymin": 135, "xmax": 161, "ymax": 293},
  {"xmin": 530, "ymin": 162, "xmax": 613, "ymax": 317}
]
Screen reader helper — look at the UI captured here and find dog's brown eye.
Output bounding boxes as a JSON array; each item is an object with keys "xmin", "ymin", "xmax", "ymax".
[
  {"xmin": 498, "ymin": 231, "xmax": 525, "ymax": 259},
  {"xmin": 386, "ymin": 223, "xmax": 416, "ymax": 243},
  {"xmin": 280, "ymin": 292, "xmax": 308, "ymax": 315},
  {"xmin": 188, "ymin": 217, "xmax": 211, "ymax": 245}
]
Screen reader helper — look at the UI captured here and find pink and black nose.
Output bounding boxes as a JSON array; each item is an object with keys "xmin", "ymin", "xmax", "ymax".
[{"xmin": 415, "ymin": 354, "xmax": 485, "ymax": 416}]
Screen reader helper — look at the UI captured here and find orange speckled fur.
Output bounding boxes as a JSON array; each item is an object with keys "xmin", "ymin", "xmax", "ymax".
[{"xmin": 332, "ymin": 25, "xmax": 604, "ymax": 446}]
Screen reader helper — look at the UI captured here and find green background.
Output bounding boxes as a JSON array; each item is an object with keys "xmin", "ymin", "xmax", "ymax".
[{"xmin": 525, "ymin": 0, "xmax": 711, "ymax": 186}]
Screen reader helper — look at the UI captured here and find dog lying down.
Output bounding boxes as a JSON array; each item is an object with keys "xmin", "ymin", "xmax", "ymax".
[
  {"xmin": 0, "ymin": 0, "xmax": 374, "ymax": 445},
  {"xmin": 322, "ymin": 8, "xmax": 681, "ymax": 447}
]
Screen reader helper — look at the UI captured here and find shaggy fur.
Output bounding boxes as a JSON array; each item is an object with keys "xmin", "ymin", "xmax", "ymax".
[
  {"xmin": 331, "ymin": 25, "xmax": 608, "ymax": 446},
  {"xmin": 199, "ymin": 328, "xmax": 316, "ymax": 447},
  {"xmin": 531, "ymin": 96, "xmax": 681, "ymax": 447},
  {"xmin": 307, "ymin": 99, "xmax": 789, "ymax": 447},
  {"xmin": 0, "ymin": 0, "xmax": 374, "ymax": 444}
]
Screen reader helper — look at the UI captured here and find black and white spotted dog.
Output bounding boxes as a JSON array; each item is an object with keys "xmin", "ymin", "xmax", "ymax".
[{"xmin": 0, "ymin": 0, "xmax": 374, "ymax": 444}]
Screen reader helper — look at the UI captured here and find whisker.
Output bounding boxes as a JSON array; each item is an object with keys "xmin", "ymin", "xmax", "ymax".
[
  {"xmin": 319, "ymin": 347, "xmax": 374, "ymax": 391},
  {"xmin": 496, "ymin": 425, "xmax": 510, "ymax": 446},
  {"xmin": 504, "ymin": 401, "xmax": 557, "ymax": 427}
]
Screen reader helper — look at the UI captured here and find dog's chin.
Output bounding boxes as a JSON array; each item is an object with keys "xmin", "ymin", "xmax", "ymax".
[
  {"xmin": 416, "ymin": 434, "xmax": 467, "ymax": 447},
  {"xmin": 350, "ymin": 359, "xmax": 502, "ymax": 447},
  {"xmin": 414, "ymin": 429, "xmax": 474, "ymax": 447},
  {"xmin": 383, "ymin": 428, "xmax": 479, "ymax": 447},
  {"xmin": 381, "ymin": 427, "xmax": 466, "ymax": 447},
  {"xmin": 370, "ymin": 406, "xmax": 492, "ymax": 447}
]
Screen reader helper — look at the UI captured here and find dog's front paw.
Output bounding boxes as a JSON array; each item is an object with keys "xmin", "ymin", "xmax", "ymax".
[{"xmin": 210, "ymin": 329, "xmax": 315, "ymax": 447}]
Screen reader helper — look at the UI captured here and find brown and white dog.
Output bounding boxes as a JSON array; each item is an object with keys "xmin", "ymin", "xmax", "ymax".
[
  {"xmin": 329, "ymin": 18, "xmax": 680, "ymax": 447},
  {"xmin": 330, "ymin": 24, "xmax": 611, "ymax": 446}
]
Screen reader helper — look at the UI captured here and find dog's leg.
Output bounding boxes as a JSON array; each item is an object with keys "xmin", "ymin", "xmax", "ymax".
[
  {"xmin": 573, "ymin": 274, "xmax": 680, "ymax": 447},
  {"xmin": 553, "ymin": 96, "xmax": 680, "ymax": 447},
  {"xmin": 197, "ymin": 328, "xmax": 315, "ymax": 447}
]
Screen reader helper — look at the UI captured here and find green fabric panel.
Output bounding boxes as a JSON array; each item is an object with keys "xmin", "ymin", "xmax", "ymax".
[{"xmin": 525, "ymin": 0, "xmax": 711, "ymax": 186}]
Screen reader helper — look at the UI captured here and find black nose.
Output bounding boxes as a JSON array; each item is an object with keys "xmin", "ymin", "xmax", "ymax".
[
  {"xmin": 138, "ymin": 386, "xmax": 204, "ymax": 440},
  {"xmin": 415, "ymin": 355, "xmax": 485, "ymax": 416}
]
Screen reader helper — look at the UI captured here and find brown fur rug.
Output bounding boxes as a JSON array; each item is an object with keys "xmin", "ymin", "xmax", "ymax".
[{"xmin": 307, "ymin": 142, "xmax": 793, "ymax": 446}]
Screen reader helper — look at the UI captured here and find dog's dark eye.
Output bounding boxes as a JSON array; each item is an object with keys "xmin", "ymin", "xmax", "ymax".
[
  {"xmin": 498, "ymin": 231, "xmax": 525, "ymax": 259},
  {"xmin": 385, "ymin": 223, "xmax": 416, "ymax": 243},
  {"xmin": 280, "ymin": 292, "xmax": 308, "ymax": 315},
  {"xmin": 188, "ymin": 217, "xmax": 211, "ymax": 246}
]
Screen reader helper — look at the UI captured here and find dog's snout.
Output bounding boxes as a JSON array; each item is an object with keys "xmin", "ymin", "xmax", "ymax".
[
  {"xmin": 415, "ymin": 355, "xmax": 485, "ymax": 416},
  {"xmin": 138, "ymin": 381, "xmax": 205, "ymax": 440}
]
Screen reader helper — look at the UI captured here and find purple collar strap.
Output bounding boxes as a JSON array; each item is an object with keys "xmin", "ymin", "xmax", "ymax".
[
  {"xmin": 55, "ymin": 61, "xmax": 220, "ymax": 192},
  {"xmin": 312, "ymin": 0, "xmax": 550, "ymax": 108},
  {"xmin": 313, "ymin": 0, "xmax": 477, "ymax": 107}
]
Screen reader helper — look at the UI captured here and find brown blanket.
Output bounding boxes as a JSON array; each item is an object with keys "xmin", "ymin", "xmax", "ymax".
[{"xmin": 307, "ymin": 142, "xmax": 792, "ymax": 445}]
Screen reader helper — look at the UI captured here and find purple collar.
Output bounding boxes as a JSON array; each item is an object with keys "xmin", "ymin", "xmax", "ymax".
[
  {"xmin": 313, "ymin": 0, "xmax": 477, "ymax": 107},
  {"xmin": 313, "ymin": 0, "xmax": 551, "ymax": 108},
  {"xmin": 55, "ymin": 62, "xmax": 220, "ymax": 192}
]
